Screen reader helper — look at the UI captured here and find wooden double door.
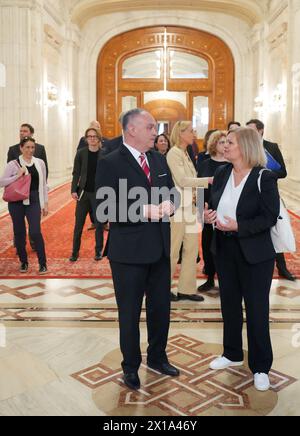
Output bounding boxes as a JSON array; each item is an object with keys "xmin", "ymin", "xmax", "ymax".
[{"xmin": 97, "ymin": 26, "xmax": 234, "ymax": 144}]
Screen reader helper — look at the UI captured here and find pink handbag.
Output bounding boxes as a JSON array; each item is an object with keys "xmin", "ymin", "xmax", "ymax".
[{"xmin": 3, "ymin": 162, "xmax": 31, "ymax": 203}]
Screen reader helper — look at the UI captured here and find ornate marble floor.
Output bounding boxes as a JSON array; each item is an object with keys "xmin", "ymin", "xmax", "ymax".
[
  {"xmin": 0, "ymin": 325, "xmax": 299, "ymax": 416},
  {"xmin": 0, "ymin": 277, "xmax": 299, "ymax": 416}
]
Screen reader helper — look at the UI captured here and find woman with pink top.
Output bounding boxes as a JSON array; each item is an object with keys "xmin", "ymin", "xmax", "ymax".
[{"xmin": 0, "ymin": 137, "xmax": 48, "ymax": 274}]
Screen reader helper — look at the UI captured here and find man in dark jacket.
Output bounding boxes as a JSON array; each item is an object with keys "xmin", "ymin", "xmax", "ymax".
[
  {"xmin": 7, "ymin": 124, "xmax": 48, "ymax": 178},
  {"xmin": 246, "ymin": 119, "xmax": 295, "ymax": 281},
  {"xmin": 95, "ymin": 109, "xmax": 180, "ymax": 390}
]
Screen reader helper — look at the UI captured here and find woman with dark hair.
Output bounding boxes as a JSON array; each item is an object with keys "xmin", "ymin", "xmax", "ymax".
[
  {"xmin": 154, "ymin": 134, "xmax": 171, "ymax": 155},
  {"xmin": 0, "ymin": 137, "xmax": 48, "ymax": 274}
]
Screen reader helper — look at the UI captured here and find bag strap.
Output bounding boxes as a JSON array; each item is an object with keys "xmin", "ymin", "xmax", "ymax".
[
  {"xmin": 14, "ymin": 159, "xmax": 21, "ymax": 170},
  {"xmin": 257, "ymin": 168, "xmax": 269, "ymax": 193}
]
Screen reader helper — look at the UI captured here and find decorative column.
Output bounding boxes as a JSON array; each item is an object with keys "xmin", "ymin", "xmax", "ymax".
[{"xmin": 0, "ymin": 1, "xmax": 35, "ymax": 160}]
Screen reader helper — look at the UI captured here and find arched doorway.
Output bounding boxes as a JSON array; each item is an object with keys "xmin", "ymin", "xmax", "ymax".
[{"xmin": 97, "ymin": 26, "xmax": 234, "ymax": 145}]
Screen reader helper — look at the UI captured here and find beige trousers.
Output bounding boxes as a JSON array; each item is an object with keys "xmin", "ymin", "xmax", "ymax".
[{"xmin": 170, "ymin": 209, "xmax": 199, "ymax": 295}]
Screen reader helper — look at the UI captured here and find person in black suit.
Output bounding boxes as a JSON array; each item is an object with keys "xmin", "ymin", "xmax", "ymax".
[
  {"xmin": 197, "ymin": 129, "xmax": 218, "ymax": 166},
  {"xmin": 102, "ymin": 135, "xmax": 123, "ymax": 155},
  {"xmin": 246, "ymin": 119, "xmax": 295, "ymax": 281},
  {"xmin": 7, "ymin": 124, "xmax": 48, "ymax": 178},
  {"xmin": 197, "ymin": 130, "xmax": 227, "ymax": 292},
  {"xmin": 205, "ymin": 127, "xmax": 280, "ymax": 392},
  {"xmin": 95, "ymin": 109, "xmax": 180, "ymax": 390},
  {"xmin": 70, "ymin": 128, "xmax": 104, "ymax": 262}
]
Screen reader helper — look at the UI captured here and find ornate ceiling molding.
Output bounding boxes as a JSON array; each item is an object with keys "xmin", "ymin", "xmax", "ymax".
[{"xmin": 70, "ymin": 0, "xmax": 265, "ymax": 28}]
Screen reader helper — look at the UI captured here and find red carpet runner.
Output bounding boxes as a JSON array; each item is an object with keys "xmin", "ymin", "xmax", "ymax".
[{"xmin": 0, "ymin": 183, "xmax": 299, "ymax": 278}]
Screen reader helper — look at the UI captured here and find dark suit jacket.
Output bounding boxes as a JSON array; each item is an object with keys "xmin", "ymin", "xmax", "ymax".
[
  {"xmin": 95, "ymin": 145, "xmax": 178, "ymax": 264},
  {"xmin": 210, "ymin": 163, "xmax": 280, "ymax": 264},
  {"xmin": 264, "ymin": 139, "xmax": 287, "ymax": 179},
  {"xmin": 77, "ymin": 137, "xmax": 87, "ymax": 151},
  {"xmin": 71, "ymin": 147, "xmax": 105, "ymax": 195},
  {"xmin": 7, "ymin": 143, "xmax": 48, "ymax": 178},
  {"xmin": 187, "ymin": 144, "xmax": 197, "ymax": 169},
  {"xmin": 102, "ymin": 136, "xmax": 123, "ymax": 155}
]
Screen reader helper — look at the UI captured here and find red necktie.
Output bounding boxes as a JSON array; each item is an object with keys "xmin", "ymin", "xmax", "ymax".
[{"xmin": 139, "ymin": 153, "xmax": 152, "ymax": 184}]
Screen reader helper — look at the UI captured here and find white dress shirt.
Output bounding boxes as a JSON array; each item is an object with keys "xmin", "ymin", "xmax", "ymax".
[
  {"xmin": 217, "ymin": 170, "xmax": 250, "ymax": 225},
  {"xmin": 123, "ymin": 142, "xmax": 150, "ymax": 168}
]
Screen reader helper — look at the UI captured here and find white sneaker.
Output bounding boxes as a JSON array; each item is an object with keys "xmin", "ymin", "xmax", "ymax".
[
  {"xmin": 210, "ymin": 356, "xmax": 244, "ymax": 370},
  {"xmin": 254, "ymin": 373, "xmax": 270, "ymax": 392}
]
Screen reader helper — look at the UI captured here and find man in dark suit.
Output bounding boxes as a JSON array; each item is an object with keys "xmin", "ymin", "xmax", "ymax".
[
  {"xmin": 246, "ymin": 119, "xmax": 295, "ymax": 281},
  {"xmin": 95, "ymin": 109, "xmax": 180, "ymax": 390},
  {"xmin": 7, "ymin": 124, "xmax": 48, "ymax": 178},
  {"xmin": 102, "ymin": 135, "xmax": 123, "ymax": 155}
]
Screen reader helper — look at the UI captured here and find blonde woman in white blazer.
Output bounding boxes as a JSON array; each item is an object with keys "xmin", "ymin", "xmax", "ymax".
[{"xmin": 167, "ymin": 121, "xmax": 209, "ymax": 302}]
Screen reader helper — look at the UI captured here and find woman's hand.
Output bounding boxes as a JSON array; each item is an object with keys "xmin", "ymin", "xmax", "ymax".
[
  {"xmin": 17, "ymin": 167, "xmax": 26, "ymax": 178},
  {"xmin": 42, "ymin": 204, "xmax": 49, "ymax": 217},
  {"xmin": 204, "ymin": 202, "xmax": 217, "ymax": 225},
  {"xmin": 215, "ymin": 216, "xmax": 238, "ymax": 232}
]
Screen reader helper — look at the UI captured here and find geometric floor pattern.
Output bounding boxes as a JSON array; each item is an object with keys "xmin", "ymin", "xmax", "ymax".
[
  {"xmin": 72, "ymin": 335, "xmax": 298, "ymax": 416},
  {"xmin": 1, "ymin": 307, "xmax": 300, "ymax": 324},
  {"xmin": 1, "ymin": 279, "xmax": 300, "ymax": 324}
]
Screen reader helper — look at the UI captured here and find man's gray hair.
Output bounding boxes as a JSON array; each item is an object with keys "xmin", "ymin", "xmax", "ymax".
[{"xmin": 122, "ymin": 108, "xmax": 145, "ymax": 132}]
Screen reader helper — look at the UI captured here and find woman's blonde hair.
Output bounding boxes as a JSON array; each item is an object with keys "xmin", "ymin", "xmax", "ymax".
[
  {"xmin": 207, "ymin": 130, "xmax": 227, "ymax": 157},
  {"xmin": 170, "ymin": 121, "xmax": 192, "ymax": 148},
  {"xmin": 229, "ymin": 127, "xmax": 267, "ymax": 167}
]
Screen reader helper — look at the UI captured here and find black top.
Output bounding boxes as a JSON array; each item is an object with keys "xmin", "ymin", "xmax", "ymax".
[
  {"xmin": 17, "ymin": 159, "xmax": 39, "ymax": 192},
  {"xmin": 85, "ymin": 150, "xmax": 99, "ymax": 192},
  {"xmin": 197, "ymin": 158, "xmax": 227, "ymax": 203},
  {"xmin": 197, "ymin": 152, "xmax": 210, "ymax": 169}
]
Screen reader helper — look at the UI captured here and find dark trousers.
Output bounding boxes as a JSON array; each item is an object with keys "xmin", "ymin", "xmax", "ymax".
[
  {"xmin": 215, "ymin": 233, "xmax": 274, "ymax": 374},
  {"xmin": 72, "ymin": 191, "xmax": 103, "ymax": 254},
  {"xmin": 202, "ymin": 224, "xmax": 216, "ymax": 278},
  {"xmin": 276, "ymin": 252, "xmax": 288, "ymax": 271},
  {"xmin": 110, "ymin": 256, "xmax": 171, "ymax": 373},
  {"xmin": 8, "ymin": 191, "xmax": 47, "ymax": 266}
]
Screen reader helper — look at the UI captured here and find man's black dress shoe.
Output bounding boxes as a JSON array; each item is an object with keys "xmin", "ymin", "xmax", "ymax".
[
  {"xmin": 69, "ymin": 254, "xmax": 78, "ymax": 262},
  {"xmin": 123, "ymin": 373, "xmax": 140, "ymax": 390},
  {"xmin": 171, "ymin": 292, "xmax": 179, "ymax": 301},
  {"xmin": 278, "ymin": 268, "xmax": 296, "ymax": 282},
  {"xmin": 198, "ymin": 280, "xmax": 215, "ymax": 292},
  {"xmin": 177, "ymin": 293, "xmax": 204, "ymax": 302},
  {"xmin": 94, "ymin": 252, "xmax": 103, "ymax": 261},
  {"xmin": 148, "ymin": 362, "xmax": 180, "ymax": 377}
]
